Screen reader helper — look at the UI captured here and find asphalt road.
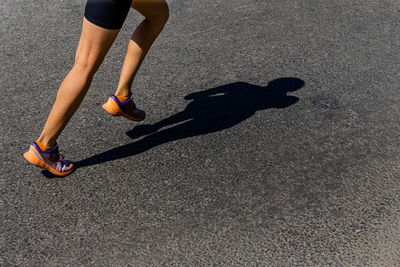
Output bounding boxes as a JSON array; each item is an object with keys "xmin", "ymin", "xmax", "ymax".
[{"xmin": 1, "ymin": 0, "xmax": 399, "ymax": 265}]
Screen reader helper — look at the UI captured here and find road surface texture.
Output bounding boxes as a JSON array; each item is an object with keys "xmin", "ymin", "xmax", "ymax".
[{"xmin": 1, "ymin": 0, "xmax": 399, "ymax": 265}]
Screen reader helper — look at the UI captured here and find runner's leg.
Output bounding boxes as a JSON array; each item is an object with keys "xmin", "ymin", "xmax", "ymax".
[
  {"xmin": 38, "ymin": 18, "xmax": 119, "ymax": 147},
  {"xmin": 115, "ymin": 0, "xmax": 169, "ymax": 97}
]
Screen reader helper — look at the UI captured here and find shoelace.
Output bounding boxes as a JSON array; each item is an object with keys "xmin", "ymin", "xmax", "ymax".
[
  {"xmin": 58, "ymin": 154, "xmax": 67, "ymax": 165},
  {"xmin": 57, "ymin": 154, "xmax": 71, "ymax": 172},
  {"xmin": 50, "ymin": 148, "xmax": 66, "ymax": 165}
]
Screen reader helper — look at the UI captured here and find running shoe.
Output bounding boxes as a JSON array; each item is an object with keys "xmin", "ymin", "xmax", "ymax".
[
  {"xmin": 102, "ymin": 94, "xmax": 146, "ymax": 121},
  {"xmin": 23, "ymin": 142, "xmax": 74, "ymax": 176}
]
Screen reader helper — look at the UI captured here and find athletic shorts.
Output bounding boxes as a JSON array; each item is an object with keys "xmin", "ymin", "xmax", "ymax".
[{"xmin": 84, "ymin": 0, "xmax": 132, "ymax": 30}]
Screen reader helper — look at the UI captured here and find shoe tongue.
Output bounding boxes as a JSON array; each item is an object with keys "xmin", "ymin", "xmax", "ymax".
[{"xmin": 48, "ymin": 147, "xmax": 61, "ymax": 161}]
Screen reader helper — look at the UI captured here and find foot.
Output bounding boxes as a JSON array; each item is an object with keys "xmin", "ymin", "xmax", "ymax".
[
  {"xmin": 102, "ymin": 94, "xmax": 146, "ymax": 121},
  {"xmin": 24, "ymin": 142, "xmax": 74, "ymax": 176}
]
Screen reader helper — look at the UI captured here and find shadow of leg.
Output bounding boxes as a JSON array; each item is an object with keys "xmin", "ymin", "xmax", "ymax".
[{"xmin": 126, "ymin": 124, "xmax": 159, "ymax": 139}]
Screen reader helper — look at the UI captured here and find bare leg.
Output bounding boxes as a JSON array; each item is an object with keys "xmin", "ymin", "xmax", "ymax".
[
  {"xmin": 115, "ymin": 0, "xmax": 169, "ymax": 97},
  {"xmin": 38, "ymin": 18, "xmax": 119, "ymax": 147}
]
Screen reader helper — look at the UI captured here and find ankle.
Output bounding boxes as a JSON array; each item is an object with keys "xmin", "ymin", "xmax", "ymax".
[
  {"xmin": 36, "ymin": 139, "xmax": 54, "ymax": 151},
  {"xmin": 115, "ymin": 88, "xmax": 131, "ymax": 98}
]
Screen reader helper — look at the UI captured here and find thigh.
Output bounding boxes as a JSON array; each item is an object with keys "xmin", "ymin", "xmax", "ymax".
[
  {"xmin": 74, "ymin": 18, "xmax": 120, "ymax": 71},
  {"xmin": 84, "ymin": 0, "xmax": 132, "ymax": 30}
]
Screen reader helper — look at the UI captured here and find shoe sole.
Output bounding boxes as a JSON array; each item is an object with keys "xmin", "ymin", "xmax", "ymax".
[
  {"xmin": 102, "ymin": 98, "xmax": 145, "ymax": 121},
  {"xmin": 23, "ymin": 146, "xmax": 74, "ymax": 177}
]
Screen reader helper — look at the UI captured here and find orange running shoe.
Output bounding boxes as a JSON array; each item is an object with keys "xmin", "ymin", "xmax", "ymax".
[
  {"xmin": 24, "ymin": 142, "xmax": 74, "ymax": 176},
  {"xmin": 102, "ymin": 94, "xmax": 146, "ymax": 121}
]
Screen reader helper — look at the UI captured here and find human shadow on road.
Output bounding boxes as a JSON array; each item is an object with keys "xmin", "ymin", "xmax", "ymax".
[{"xmin": 75, "ymin": 77, "xmax": 305, "ymax": 168}]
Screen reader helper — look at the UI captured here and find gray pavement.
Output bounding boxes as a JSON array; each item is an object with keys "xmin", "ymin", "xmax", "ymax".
[{"xmin": 1, "ymin": 0, "xmax": 400, "ymax": 265}]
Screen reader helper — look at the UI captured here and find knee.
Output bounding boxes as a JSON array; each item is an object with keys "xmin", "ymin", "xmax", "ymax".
[{"xmin": 73, "ymin": 57, "xmax": 102, "ymax": 77}]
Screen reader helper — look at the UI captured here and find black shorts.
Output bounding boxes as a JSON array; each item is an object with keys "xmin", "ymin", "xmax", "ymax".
[{"xmin": 84, "ymin": 0, "xmax": 132, "ymax": 30}]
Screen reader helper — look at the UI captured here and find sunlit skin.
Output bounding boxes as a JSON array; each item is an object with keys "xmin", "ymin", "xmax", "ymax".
[{"xmin": 38, "ymin": 0, "xmax": 169, "ymax": 147}]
